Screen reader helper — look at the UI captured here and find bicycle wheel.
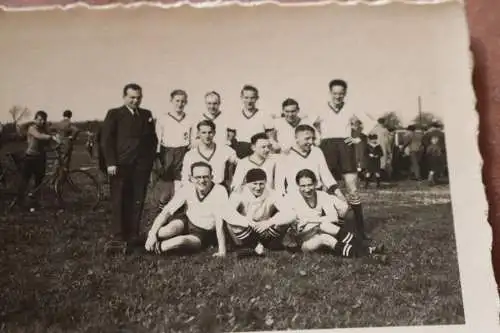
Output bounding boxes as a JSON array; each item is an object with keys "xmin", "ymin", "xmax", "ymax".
[{"xmin": 56, "ymin": 169, "xmax": 102, "ymax": 211}]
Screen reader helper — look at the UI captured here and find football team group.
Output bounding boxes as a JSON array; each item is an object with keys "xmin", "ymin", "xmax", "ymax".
[
  {"xmin": 98, "ymin": 79, "xmax": 388, "ymax": 261},
  {"xmin": 8, "ymin": 79, "xmax": 395, "ymax": 261}
]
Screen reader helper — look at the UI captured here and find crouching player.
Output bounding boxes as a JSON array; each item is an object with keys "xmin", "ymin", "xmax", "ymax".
[
  {"xmin": 227, "ymin": 168, "xmax": 296, "ymax": 256},
  {"xmin": 289, "ymin": 169, "xmax": 386, "ymax": 259},
  {"xmin": 144, "ymin": 161, "xmax": 228, "ymax": 257}
]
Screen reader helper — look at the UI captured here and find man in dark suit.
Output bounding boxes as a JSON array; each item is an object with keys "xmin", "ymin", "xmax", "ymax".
[{"xmin": 100, "ymin": 83, "xmax": 158, "ymax": 253}]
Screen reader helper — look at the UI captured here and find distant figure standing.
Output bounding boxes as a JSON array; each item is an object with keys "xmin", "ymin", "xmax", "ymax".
[
  {"xmin": 425, "ymin": 136, "xmax": 445, "ymax": 185},
  {"xmin": 350, "ymin": 119, "xmax": 366, "ymax": 174},
  {"xmin": 15, "ymin": 111, "xmax": 60, "ymax": 210},
  {"xmin": 101, "ymin": 83, "xmax": 158, "ymax": 252},
  {"xmin": 369, "ymin": 118, "xmax": 391, "ymax": 178},
  {"xmin": 364, "ymin": 134, "xmax": 383, "ymax": 188},
  {"xmin": 404, "ymin": 125, "xmax": 424, "ymax": 180},
  {"xmin": 52, "ymin": 109, "xmax": 80, "ymax": 167}
]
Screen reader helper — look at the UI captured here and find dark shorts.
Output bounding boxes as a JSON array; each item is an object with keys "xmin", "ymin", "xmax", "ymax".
[
  {"xmin": 319, "ymin": 138, "xmax": 357, "ymax": 179},
  {"xmin": 295, "ymin": 224, "xmax": 322, "ymax": 245},
  {"xmin": 233, "ymin": 141, "xmax": 253, "ymax": 159},
  {"xmin": 160, "ymin": 145, "xmax": 189, "ymax": 181},
  {"xmin": 174, "ymin": 214, "xmax": 217, "ymax": 248}
]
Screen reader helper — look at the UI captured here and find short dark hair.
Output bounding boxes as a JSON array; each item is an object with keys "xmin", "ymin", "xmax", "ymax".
[
  {"xmin": 197, "ymin": 119, "xmax": 216, "ymax": 132},
  {"xmin": 377, "ymin": 117, "xmax": 385, "ymax": 125},
  {"xmin": 431, "ymin": 121, "xmax": 441, "ymax": 128},
  {"xmin": 407, "ymin": 125, "xmax": 416, "ymax": 131},
  {"xmin": 205, "ymin": 91, "xmax": 221, "ymax": 100},
  {"xmin": 295, "ymin": 124, "xmax": 315, "ymax": 135},
  {"xmin": 123, "ymin": 83, "xmax": 142, "ymax": 97},
  {"xmin": 368, "ymin": 134, "xmax": 378, "ymax": 140},
  {"xmin": 295, "ymin": 169, "xmax": 317, "ymax": 185},
  {"xmin": 240, "ymin": 85, "xmax": 259, "ymax": 97},
  {"xmin": 170, "ymin": 89, "xmax": 188, "ymax": 100},
  {"xmin": 34, "ymin": 110, "xmax": 47, "ymax": 121},
  {"xmin": 328, "ymin": 79, "xmax": 348, "ymax": 91},
  {"xmin": 245, "ymin": 168, "xmax": 267, "ymax": 184},
  {"xmin": 251, "ymin": 132, "xmax": 269, "ymax": 145},
  {"xmin": 190, "ymin": 161, "xmax": 212, "ymax": 175},
  {"xmin": 63, "ymin": 110, "xmax": 72, "ymax": 118},
  {"xmin": 282, "ymin": 98, "xmax": 299, "ymax": 109}
]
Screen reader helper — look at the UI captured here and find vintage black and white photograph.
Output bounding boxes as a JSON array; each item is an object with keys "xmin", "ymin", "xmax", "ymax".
[{"xmin": 0, "ymin": 2, "xmax": 493, "ymax": 333}]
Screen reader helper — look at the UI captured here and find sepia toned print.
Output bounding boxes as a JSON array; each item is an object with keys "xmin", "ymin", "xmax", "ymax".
[{"xmin": 0, "ymin": 2, "xmax": 493, "ymax": 332}]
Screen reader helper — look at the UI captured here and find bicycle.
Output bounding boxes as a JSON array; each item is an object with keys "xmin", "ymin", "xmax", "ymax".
[
  {"xmin": 6, "ymin": 141, "xmax": 102, "ymax": 212},
  {"xmin": 82, "ymin": 130, "xmax": 164, "ymax": 204}
]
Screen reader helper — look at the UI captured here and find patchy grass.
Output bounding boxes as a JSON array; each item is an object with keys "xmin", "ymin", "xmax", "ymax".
[{"xmin": 0, "ymin": 146, "xmax": 464, "ymax": 332}]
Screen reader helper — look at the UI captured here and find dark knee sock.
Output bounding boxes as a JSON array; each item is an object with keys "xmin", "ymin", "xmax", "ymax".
[
  {"xmin": 332, "ymin": 241, "xmax": 355, "ymax": 258},
  {"xmin": 335, "ymin": 227, "xmax": 355, "ymax": 244},
  {"xmin": 351, "ymin": 203, "xmax": 367, "ymax": 238}
]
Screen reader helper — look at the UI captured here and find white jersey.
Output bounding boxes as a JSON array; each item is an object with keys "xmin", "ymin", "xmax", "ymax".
[
  {"xmin": 286, "ymin": 190, "xmax": 339, "ymax": 232},
  {"xmin": 275, "ymin": 146, "xmax": 337, "ymax": 196},
  {"xmin": 195, "ymin": 112, "xmax": 232, "ymax": 147},
  {"xmin": 231, "ymin": 154, "xmax": 278, "ymax": 191},
  {"xmin": 273, "ymin": 116, "xmax": 315, "ymax": 152},
  {"xmin": 312, "ymin": 102, "xmax": 375, "ymax": 139},
  {"xmin": 227, "ymin": 109, "xmax": 274, "ymax": 143},
  {"xmin": 181, "ymin": 144, "xmax": 238, "ymax": 185},
  {"xmin": 230, "ymin": 187, "xmax": 287, "ymax": 222},
  {"xmin": 156, "ymin": 112, "xmax": 195, "ymax": 148},
  {"xmin": 161, "ymin": 183, "xmax": 229, "ymax": 230}
]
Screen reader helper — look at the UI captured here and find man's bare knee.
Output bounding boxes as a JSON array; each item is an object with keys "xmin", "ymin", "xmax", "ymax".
[{"xmin": 157, "ymin": 219, "xmax": 184, "ymax": 239}]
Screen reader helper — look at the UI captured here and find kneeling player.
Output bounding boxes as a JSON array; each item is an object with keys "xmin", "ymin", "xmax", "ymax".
[
  {"xmin": 145, "ymin": 161, "xmax": 228, "ymax": 257},
  {"xmin": 289, "ymin": 169, "xmax": 385, "ymax": 258},
  {"xmin": 227, "ymin": 168, "xmax": 296, "ymax": 256}
]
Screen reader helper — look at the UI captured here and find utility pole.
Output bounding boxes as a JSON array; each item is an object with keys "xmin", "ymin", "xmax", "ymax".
[{"xmin": 418, "ymin": 96, "xmax": 423, "ymax": 129}]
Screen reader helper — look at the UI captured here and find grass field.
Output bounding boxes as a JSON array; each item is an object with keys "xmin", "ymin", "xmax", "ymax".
[{"xmin": 0, "ymin": 146, "xmax": 464, "ymax": 333}]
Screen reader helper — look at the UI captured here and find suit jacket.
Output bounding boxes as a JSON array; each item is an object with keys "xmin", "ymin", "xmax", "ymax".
[{"xmin": 100, "ymin": 105, "xmax": 158, "ymax": 168}]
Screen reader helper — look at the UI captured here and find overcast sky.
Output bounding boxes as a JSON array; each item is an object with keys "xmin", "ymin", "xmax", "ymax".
[{"xmin": 0, "ymin": 4, "xmax": 467, "ymax": 126}]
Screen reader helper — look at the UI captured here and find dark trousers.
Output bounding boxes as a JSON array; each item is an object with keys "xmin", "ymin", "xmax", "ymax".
[
  {"xmin": 110, "ymin": 162, "xmax": 152, "ymax": 242},
  {"xmin": 18, "ymin": 154, "xmax": 46, "ymax": 203},
  {"xmin": 410, "ymin": 151, "xmax": 423, "ymax": 179}
]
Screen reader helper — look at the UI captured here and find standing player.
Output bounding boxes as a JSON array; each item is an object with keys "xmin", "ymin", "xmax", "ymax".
[
  {"xmin": 156, "ymin": 89, "xmax": 195, "ymax": 210},
  {"xmin": 275, "ymin": 125, "xmax": 349, "ymax": 218},
  {"xmin": 272, "ymin": 98, "xmax": 316, "ymax": 154},
  {"xmin": 227, "ymin": 168, "xmax": 296, "ymax": 256},
  {"xmin": 198, "ymin": 91, "xmax": 232, "ymax": 147},
  {"xmin": 231, "ymin": 132, "xmax": 278, "ymax": 192},
  {"xmin": 180, "ymin": 120, "xmax": 238, "ymax": 191},
  {"xmin": 145, "ymin": 162, "xmax": 228, "ymax": 257},
  {"xmin": 289, "ymin": 169, "xmax": 385, "ymax": 258},
  {"xmin": 313, "ymin": 79, "xmax": 376, "ymax": 240},
  {"xmin": 228, "ymin": 85, "xmax": 274, "ymax": 158}
]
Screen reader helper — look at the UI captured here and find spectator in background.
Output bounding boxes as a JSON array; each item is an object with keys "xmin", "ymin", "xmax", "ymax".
[
  {"xmin": 425, "ymin": 135, "xmax": 445, "ymax": 185},
  {"xmin": 423, "ymin": 121, "xmax": 447, "ymax": 180},
  {"xmin": 369, "ymin": 117, "xmax": 392, "ymax": 179},
  {"xmin": 51, "ymin": 109, "xmax": 80, "ymax": 167},
  {"xmin": 350, "ymin": 118, "xmax": 366, "ymax": 175},
  {"xmin": 404, "ymin": 125, "xmax": 424, "ymax": 180},
  {"xmin": 364, "ymin": 134, "xmax": 383, "ymax": 188},
  {"xmin": 13, "ymin": 111, "xmax": 60, "ymax": 211}
]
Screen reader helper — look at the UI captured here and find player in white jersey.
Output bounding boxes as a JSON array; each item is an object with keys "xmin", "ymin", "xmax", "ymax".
[
  {"xmin": 145, "ymin": 161, "xmax": 229, "ymax": 256},
  {"xmin": 181, "ymin": 119, "xmax": 238, "ymax": 191},
  {"xmin": 275, "ymin": 124, "xmax": 348, "ymax": 214},
  {"xmin": 313, "ymin": 79, "xmax": 377, "ymax": 241},
  {"xmin": 227, "ymin": 168, "xmax": 296, "ymax": 256},
  {"xmin": 288, "ymin": 169, "xmax": 386, "ymax": 259},
  {"xmin": 228, "ymin": 85, "xmax": 274, "ymax": 158},
  {"xmin": 231, "ymin": 132, "xmax": 278, "ymax": 192},
  {"xmin": 195, "ymin": 91, "xmax": 232, "ymax": 147},
  {"xmin": 272, "ymin": 98, "xmax": 316, "ymax": 154},
  {"xmin": 156, "ymin": 89, "xmax": 196, "ymax": 210}
]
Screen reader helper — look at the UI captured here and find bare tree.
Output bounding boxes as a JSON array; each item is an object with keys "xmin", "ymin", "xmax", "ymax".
[
  {"xmin": 8, "ymin": 105, "xmax": 31, "ymax": 124},
  {"xmin": 380, "ymin": 111, "xmax": 403, "ymax": 130}
]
